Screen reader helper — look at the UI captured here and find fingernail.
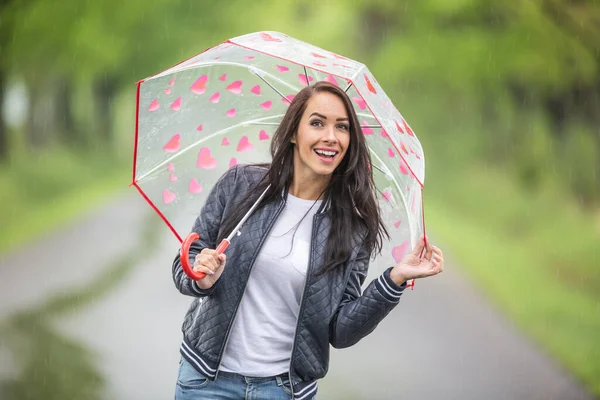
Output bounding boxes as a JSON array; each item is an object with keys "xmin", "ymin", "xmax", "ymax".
[{"xmin": 209, "ymin": 270, "xmax": 215, "ymax": 275}]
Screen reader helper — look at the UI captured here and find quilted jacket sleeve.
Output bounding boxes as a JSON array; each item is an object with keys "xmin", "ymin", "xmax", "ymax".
[
  {"xmin": 171, "ymin": 166, "xmax": 239, "ymax": 297},
  {"xmin": 329, "ymin": 245, "xmax": 407, "ymax": 348}
]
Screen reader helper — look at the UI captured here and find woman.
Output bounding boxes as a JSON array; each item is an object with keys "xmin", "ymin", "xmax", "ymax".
[{"xmin": 172, "ymin": 81, "xmax": 444, "ymax": 400}]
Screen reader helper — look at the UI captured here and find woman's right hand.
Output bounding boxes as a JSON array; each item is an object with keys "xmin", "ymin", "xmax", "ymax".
[{"xmin": 193, "ymin": 248, "xmax": 227, "ymax": 290}]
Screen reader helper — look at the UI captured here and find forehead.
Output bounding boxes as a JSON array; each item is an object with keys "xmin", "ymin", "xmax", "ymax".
[{"xmin": 304, "ymin": 92, "xmax": 348, "ymax": 117}]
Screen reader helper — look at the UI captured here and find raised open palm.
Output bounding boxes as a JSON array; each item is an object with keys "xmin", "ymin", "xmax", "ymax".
[{"xmin": 390, "ymin": 236, "xmax": 444, "ymax": 285}]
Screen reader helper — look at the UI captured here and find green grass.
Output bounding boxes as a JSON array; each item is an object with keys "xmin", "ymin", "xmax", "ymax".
[
  {"xmin": 0, "ymin": 148, "xmax": 130, "ymax": 255},
  {"xmin": 425, "ymin": 165, "xmax": 600, "ymax": 397}
]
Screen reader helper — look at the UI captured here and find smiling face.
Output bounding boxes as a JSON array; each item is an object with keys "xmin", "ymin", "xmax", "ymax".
[{"xmin": 291, "ymin": 92, "xmax": 351, "ymax": 184}]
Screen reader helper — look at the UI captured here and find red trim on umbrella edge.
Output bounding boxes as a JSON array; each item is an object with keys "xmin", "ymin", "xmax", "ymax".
[
  {"xmin": 132, "ymin": 182, "xmax": 183, "ymax": 243},
  {"xmin": 143, "ymin": 42, "xmax": 228, "ymax": 81},
  {"xmin": 132, "ymin": 82, "xmax": 141, "ymax": 184}
]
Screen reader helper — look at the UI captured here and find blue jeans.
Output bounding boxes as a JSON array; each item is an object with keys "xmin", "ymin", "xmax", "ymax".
[{"xmin": 175, "ymin": 357, "xmax": 309, "ymax": 400}]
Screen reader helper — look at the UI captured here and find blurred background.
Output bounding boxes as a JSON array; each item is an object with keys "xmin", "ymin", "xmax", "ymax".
[{"xmin": 0, "ymin": 0, "xmax": 598, "ymax": 399}]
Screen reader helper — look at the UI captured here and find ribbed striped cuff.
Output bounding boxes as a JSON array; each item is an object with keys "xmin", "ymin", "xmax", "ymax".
[
  {"xmin": 180, "ymin": 340, "xmax": 217, "ymax": 378},
  {"xmin": 375, "ymin": 267, "xmax": 407, "ymax": 303},
  {"xmin": 293, "ymin": 380, "xmax": 318, "ymax": 400}
]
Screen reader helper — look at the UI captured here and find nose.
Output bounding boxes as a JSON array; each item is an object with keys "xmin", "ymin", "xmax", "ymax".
[{"xmin": 323, "ymin": 126, "xmax": 338, "ymax": 143}]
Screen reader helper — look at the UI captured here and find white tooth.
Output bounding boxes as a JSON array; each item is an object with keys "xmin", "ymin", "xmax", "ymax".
[{"xmin": 316, "ymin": 150, "xmax": 336, "ymax": 156}]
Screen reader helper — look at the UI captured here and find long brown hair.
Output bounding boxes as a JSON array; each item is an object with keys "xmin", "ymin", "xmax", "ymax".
[{"xmin": 217, "ymin": 81, "xmax": 388, "ymax": 272}]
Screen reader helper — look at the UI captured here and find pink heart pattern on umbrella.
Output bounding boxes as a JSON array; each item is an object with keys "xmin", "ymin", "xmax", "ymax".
[
  {"xmin": 188, "ymin": 178, "xmax": 203, "ymax": 194},
  {"xmin": 148, "ymin": 99, "xmax": 160, "ymax": 112},
  {"xmin": 237, "ymin": 136, "xmax": 253, "ymax": 152},
  {"xmin": 210, "ymin": 92, "xmax": 220, "ymax": 103},
  {"xmin": 298, "ymin": 74, "xmax": 314, "ymax": 86},
  {"xmin": 170, "ymin": 97, "xmax": 182, "ymax": 110},
  {"xmin": 259, "ymin": 130, "xmax": 269, "ymax": 141},
  {"xmin": 324, "ymin": 75, "xmax": 338, "ymax": 86},
  {"xmin": 353, "ymin": 97, "xmax": 367, "ymax": 110},
  {"xmin": 197, "ymin": 148, "xmax": 217, "ymax": 169},
  {"xmin": 163, "ymin": 189, "xmax": 176, "ymax": 205},
  {"xmin": 227, "ymin": 80, "xmax": 243, "ymax": 94},
  {"xmin": 190, "ymin": 75, "xmax": 208, "ymax": 94},
  {"xmin": 163, "ymin": 134, "xmax": 180, "ymax": 153},
  {"xmin": 392, "ymin": 241, "xmax": 410, "ymax": 263}
]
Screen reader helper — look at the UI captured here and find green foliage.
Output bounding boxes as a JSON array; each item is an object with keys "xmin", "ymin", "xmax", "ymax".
[
  {"xmin": 0, "ymin": 147, "xmax": 128, "ymax": 254},
  {"xmin": 561, "ymin": 123, "xmax": 600, "ymax": 205},
  {"xmin": 511, "ymin": 108, "xmax": 556, "ymax": 190},
  {"xmin": 425, "ymin": 165, "xmax": 600, "ymax": 396}
]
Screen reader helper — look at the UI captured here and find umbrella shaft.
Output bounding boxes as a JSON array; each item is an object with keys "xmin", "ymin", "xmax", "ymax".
[{"xmin": 226, "ymin": 184, "xmax": 271, "ymax": 242}]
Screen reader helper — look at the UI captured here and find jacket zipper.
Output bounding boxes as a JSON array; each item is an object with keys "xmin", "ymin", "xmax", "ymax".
[
  {"xmin": 288, "ymin": 213, "xmax": 321, "ymax": 397},
  {"xmin": 214, "ymin": 201, "xmax": 286, "ymax": 378}
]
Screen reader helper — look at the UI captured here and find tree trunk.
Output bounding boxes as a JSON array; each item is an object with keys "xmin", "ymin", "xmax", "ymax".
[
  {"xmin": 93, "ymin": 73, "xmax": 118, "ymax": 149},
  {"xmin": 25, "ymin": 82, "xmax": 45, "ymax": 150},
  {"xmin": 0, "ymin": 70, "xmax": 7, "ymax": 162},
  {"xmin": 55, "ymin": 77, "xmax": 78, "ymax": 147}
]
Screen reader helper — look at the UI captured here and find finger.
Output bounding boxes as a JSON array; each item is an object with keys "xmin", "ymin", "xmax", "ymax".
[
  {"xmin": 411, "ymin": 236, "xmax": 426, "ymax": 256},
  {"xmin": 202, "ymin": 249, "xmax": 223, "ymax": 266},
  {"xmin": 436, "ymin": 257, "xmax": 444, "ymax": 273},
  {"xmin": 432, "ymin": 259, "xmax": 444, "ymax": 274},
  {"xmin": 432, "ymin": 246, "xmax": 443, "ymax": 257},
  {"xmin": 198, "ymin": 249, "xmax": 220, "ymax": 267},
  {"xmin": 200, "ymin": 248, "xmax": 220, "ymax": 258},
  {"xmin": 424, "ymin": 240, "xmax": 433, "ymax": 261},
  {"xmin": 218, "ymin": 254, "xmax": 227, "ymax": 267},
  {"xmin": 193, "ymin": 264, "xmax": 215, "ymax": 276},
  {"xmin": 195, "ymin": 255, "xmax": 219, "ymax": 271}
]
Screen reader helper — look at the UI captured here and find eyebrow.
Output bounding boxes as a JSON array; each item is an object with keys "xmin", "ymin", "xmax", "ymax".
[{"xmin": 309, "ymin": 112, "xmax": 348, "ymax": 121}]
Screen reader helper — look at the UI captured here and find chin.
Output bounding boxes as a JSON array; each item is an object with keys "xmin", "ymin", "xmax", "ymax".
[{"xmin": 311, "ymin": 165, "xmax": 338, "ymax": 176}]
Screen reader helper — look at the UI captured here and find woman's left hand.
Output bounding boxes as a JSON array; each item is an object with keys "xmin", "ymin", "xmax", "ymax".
[{"xmin": 390, "ymin": 235, "xmax": 444, "ymax": 286}]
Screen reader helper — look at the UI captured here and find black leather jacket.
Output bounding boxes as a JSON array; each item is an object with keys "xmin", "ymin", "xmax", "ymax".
[{"xmin": 172, "ymin": 165, "xmax": 407, "ymax": 400}]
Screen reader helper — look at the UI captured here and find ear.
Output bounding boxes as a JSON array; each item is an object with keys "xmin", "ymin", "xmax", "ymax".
[{"xmin": 290, "ymin": 135, "xmax": 296, "ymax": 144}]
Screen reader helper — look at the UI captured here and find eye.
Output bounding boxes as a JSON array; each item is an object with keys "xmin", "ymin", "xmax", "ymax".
[
  {"xmin": 310, "ymin": 119, "xmax": 323, "ymax": 127},
  {"xmin": 337, "ymin": 124, "xmax": 349, "ymax": 131}
]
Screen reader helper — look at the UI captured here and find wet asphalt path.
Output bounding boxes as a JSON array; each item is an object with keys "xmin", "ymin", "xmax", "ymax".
[{"xmin": 0, "ymin": 192, "xmax": 594, "ymax": 399}]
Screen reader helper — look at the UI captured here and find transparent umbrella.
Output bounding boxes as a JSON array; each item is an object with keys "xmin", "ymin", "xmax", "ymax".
[{"xmin": 132, "ymin": 31, "xmax": 426, "ymax": 284}]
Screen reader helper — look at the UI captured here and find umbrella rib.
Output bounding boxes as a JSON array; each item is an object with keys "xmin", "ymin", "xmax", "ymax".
[
  {"xmin": 248, "ymin": 122, "xmax": 280, "ymax": 126},
  {"xmin": 253, "ymin": 71, "xmax": 292, "ymax": 103},
  {"xmin": 361, "ymin": 125, "xmax": 382, "ymax": 129},
  {"xmin": 344, "ymin": 81, "xmax": 353, "ymax": 93},
  {"xmin": 303, "ymin": 66, "xmax": 310, "ymax": 87}
]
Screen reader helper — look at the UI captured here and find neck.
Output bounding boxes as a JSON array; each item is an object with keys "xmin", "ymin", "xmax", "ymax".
[{"xmin": 288, "ymin": 174, "xmax": 329, "ymax": 200}]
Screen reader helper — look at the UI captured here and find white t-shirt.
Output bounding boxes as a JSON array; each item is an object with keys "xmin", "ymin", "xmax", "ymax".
[{"xmin": 219, "ymin": 193, "xmax": 322, "ymax": 376}]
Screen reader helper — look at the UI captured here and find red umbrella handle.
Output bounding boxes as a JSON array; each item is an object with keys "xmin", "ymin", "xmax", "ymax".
[{"xmin": 180, "ymin": 232, "xmax": 230, "ymax": 280}]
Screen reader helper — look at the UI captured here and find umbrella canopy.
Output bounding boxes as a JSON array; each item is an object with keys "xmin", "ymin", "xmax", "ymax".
[{"xmin": 132, "ymin": 31, "xmax": 426, "ymax": 278}]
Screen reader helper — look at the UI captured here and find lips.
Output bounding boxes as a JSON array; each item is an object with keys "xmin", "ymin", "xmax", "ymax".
[{"xmin": 314, "ymin": 148, "xmax": 339, "ymax": 163}]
